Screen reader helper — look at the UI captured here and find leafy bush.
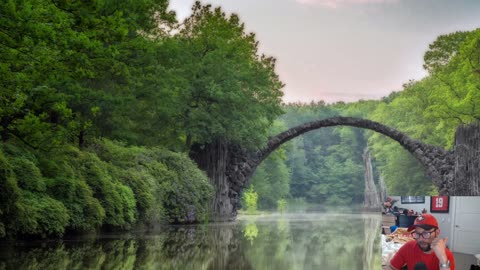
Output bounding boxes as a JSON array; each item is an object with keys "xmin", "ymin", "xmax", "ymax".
[
  {"xmin": 46, "ymin": 176, "xmax": 105, "ymax": 231},
  {"xmin": 1, "ymin": 144, "xmax": 70, "ymax": 237},
  {"xmin": 0, "ymin": 138, "xmax": 215, "ymax": 238},
  {"xmin": 36, "ymin": 146, "xmax": 107, "ymax": 232},
  {"xmin": 154, "ymin": 150, "xmax": 213, "ymax": 223},
  {"xmin": 242, "ymin": 185, "xmax": 258, "ymax": 214},
  {"xmin": 0, "ymin": 147, "xmax": 20, "ymax": 237},
  {"xmin": 93, "ymin": 139, "xmax": 214, "ymax": 224},
  {"xmin": 74, "ymin": 151, "xmax": 136, "ymax": 229},
  {"xmin": 14, "ymin": 191, "xmax": 70, "ymax": 237},
  {"xmin": 91, "ymin": 140, "xmax": 164, "ymax": 224},
  {"xmin": 11, "ymin": 157, "xmax": 46, "ymax": 192},
  {"xmin": 277, "ymin": 199, "xmax": 287, "ymax": 213}
]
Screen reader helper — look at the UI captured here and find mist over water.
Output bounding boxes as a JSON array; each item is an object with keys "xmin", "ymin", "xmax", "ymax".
[{"xmin": 0, "ymin": 208, "xmax": 382, "ymax": 270}]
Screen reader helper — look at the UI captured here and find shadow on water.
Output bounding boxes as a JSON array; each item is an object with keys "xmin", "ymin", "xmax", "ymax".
[{"xmin": 0, "ymin": 210, "xmax": 381, "ymax": 270}]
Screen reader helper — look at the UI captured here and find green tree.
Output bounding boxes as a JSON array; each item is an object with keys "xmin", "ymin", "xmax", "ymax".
[
  {"xmin": 171, "ymin": 2, "xmax": 284, "ymax": 149},
  {"xmin": 249, "ymin": 121, "xmax": 291, "ymax": 209},
  {"xmin": 424, "ymin": 29, "xmax": 480, "ymax": 131},
  {"xmin": 0, "ymin": 0, "xmax": 175, "ymax": 148},
  {"xmin": 277, "ymin": 199, "xmax": 287, "ymax": 213},
  {"xmin": 242, "ymin": 185, "xmax": 258, "ymax": 214},
  {"xmin": 423, "ymin": 31, "xmax": 470, "ymax": 74},
  {"xmin": 367, "ymin": 81, "xmax": 438, "ymax": 195},
  {"xmin": 366, "ymin": 28, "xmax": 480, "ymax": 194},
  {"xmin": 280, "ymin": 102, "xmax": 367, "ymax": 206}
]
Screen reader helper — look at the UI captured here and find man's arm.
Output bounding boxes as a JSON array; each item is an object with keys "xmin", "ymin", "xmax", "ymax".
[
  {"xmin": 445, "ymin": 248, "xmax": 455, "ymax": 270},
  {"xmin": 431, "ymin": 237, "xmax": 452, "ymax": 270}
]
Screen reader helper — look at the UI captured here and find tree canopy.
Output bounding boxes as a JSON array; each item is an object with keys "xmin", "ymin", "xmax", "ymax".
[{"xmin": 2, "ymin": 0, "xmax": 479, "ymax": 236}]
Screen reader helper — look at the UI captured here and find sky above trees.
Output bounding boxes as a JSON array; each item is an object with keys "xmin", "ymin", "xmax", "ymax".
[{"xmin": 169, "ymin": 0, "xmax": 480, "ymax": 103}]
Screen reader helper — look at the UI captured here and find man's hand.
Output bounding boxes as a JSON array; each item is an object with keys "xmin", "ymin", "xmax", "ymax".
[{"xmin": 431, "ymin": 237, "xmax": 448, "ymax": 263}]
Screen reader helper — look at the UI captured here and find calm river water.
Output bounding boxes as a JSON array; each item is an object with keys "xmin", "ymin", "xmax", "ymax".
[{"xmin": 0, "ymin": 210, "xmax": 382, "ymax": 270}]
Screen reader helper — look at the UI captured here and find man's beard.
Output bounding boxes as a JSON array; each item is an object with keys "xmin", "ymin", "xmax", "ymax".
[{"xmin": 417, "ymin": 241, "xmax": 431, "ymax": 252}]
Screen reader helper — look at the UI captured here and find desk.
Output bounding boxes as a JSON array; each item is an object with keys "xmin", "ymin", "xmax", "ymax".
[
  {"xmin": 381, "ymin": 235, "xmax": 404, "ymax": 268},
  {"xmin": 382, "ymin": 228, "xmax": 415, "ymax": 268},
  {"xmin": 382, "ymin": 215, "xmax": 396, "ymax": 234},
  {"xmin": 382, "ymin": 215, "xmax": 396, "ymax": 227}
]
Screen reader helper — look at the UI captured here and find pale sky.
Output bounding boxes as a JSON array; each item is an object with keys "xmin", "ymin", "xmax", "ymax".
[{"xmin": 168, "ymin": 0, "xmax": 480, "ymax": 103}]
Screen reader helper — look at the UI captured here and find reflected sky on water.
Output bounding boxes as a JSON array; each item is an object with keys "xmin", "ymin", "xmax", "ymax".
[{"xmin": 0, "ymin": 211, "xmax": 382, "ymax": 270}]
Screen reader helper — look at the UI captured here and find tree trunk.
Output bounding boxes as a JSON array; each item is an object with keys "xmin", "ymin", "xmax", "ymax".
[
  {"xmin": 379, "ymin": 175, "xmax": 387, "ymax": 203},
  {"xmin": 190, "ymin": 139, "xmax": 234, "ymax": 221},
  {"xmin": 363, "ymin": 148, "xmax": 381, "ymax": 209},
  {"xmin": 363, "ymin": 215, "xmax": 381, "ymax": 270},
  {"xmin": 454, "ymin": 122, "xmax": 480, "ymax": 195}
]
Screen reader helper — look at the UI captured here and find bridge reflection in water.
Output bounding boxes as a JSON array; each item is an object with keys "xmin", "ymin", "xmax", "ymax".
[{"xmin": 0, "ymin": 211, "xmax": 381, "ymax": 270}]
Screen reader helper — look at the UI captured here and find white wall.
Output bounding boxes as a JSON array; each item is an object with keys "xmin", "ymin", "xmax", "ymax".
[
  {"xmin": 389, "ymin": 196, "xmax": 453, "ymax": 247},
  {"xmin": 390, "ymin": 196, "xmax": 430, "ymax": 214},
  {"xmin": 449, "ymin": 196, "xmax": 480, "ymax": 254},
  {"xmin": 435, "ymin": 202, "xmax": 453, "ymax": 249}
]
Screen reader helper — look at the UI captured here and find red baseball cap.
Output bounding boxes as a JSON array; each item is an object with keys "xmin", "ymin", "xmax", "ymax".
[{"xmin": 408, "ymin": 214, "xmax": 439, "ymax": 231}]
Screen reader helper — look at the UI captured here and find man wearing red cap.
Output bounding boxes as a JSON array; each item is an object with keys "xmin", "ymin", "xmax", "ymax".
[{"xmin": 388, "ymin": 213, "xmax": 455, "ymax": 270}]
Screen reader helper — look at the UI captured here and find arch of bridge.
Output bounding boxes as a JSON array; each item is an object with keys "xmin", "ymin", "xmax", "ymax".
[
  {"xmin": 220, "ymin": 117, "xmax": 455, "ymax": 221},
  {"xmin": 232, "ymin": 116, "xmax": 454, "ymax": 196}
]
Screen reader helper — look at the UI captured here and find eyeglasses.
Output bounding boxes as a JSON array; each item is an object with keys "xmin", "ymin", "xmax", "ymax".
[{"xmin": 411, "ymin": 229, "xmax": 436, "ymax": 239}]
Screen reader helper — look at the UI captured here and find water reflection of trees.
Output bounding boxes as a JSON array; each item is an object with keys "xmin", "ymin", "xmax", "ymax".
[
  {"xmin": 0, "ymin": 225, "xmax": 247, "ymax": 270},
  {"xmin": 363, "ymin": 216, "xmax": 382, "ymax": 270},
  {"xmin": 241, "ymin": 214, "xmax": 382, "ymax": 270},
  {"xmin": 0, "ymin": 214, "xmax": 380, "ymax": 270}
]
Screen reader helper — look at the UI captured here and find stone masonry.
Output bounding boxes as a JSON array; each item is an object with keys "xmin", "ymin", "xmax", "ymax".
[{"xmin": 203, "ymin": 117, "xmax": 478, "ymax": 221}]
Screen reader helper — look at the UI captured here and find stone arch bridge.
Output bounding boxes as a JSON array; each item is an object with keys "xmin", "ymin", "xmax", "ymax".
[{"xmin": 190, "ymin": 116, "xmax": 468, "ymax": 221}]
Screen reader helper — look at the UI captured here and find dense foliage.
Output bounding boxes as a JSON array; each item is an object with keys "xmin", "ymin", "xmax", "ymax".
[
  {"xmin": 244, "ymin": 102, "xmax": 370, "ymax": 208},
  {"xmin": 245, "ymin": 28, "xmax": 480, "ymax": 205},
  {"xmin": 368, "ymin": 29, "xmax": 480, "ymax": 195},
  {"xmin": 247, "ymin": 121, "xmax": 291, "ymax": 209},
  {"xmin": 0, "ymin": 0, "xmax": 284, "ymax": 238},
  {"xmin": 0, "ymin": 0, "xmax": 175, "ymax": 149},
  {"xmin": 0, "ymin": 139, "xmax": 213, "ymax": 238},
  {"xmin": 1, "ymin": 0, "xmax": 479, "ymax": 237},
  {"xmin": 169, "ymin": 2, "xmax": 284, "ymax": 149},
  {"xmin": 0, "ymin": 0, "xmax": 282, "ymax": 149}
]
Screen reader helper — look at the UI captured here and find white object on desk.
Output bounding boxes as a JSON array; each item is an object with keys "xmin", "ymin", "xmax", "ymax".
[{"xmin": 381, "ymin": 234, "xmax": 405, "ymax": 266}]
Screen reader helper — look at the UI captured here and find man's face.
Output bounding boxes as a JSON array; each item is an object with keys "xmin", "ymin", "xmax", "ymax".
[{"xmin": 412, "ymin": 227, "xmax": 437, "ymax": 252}]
